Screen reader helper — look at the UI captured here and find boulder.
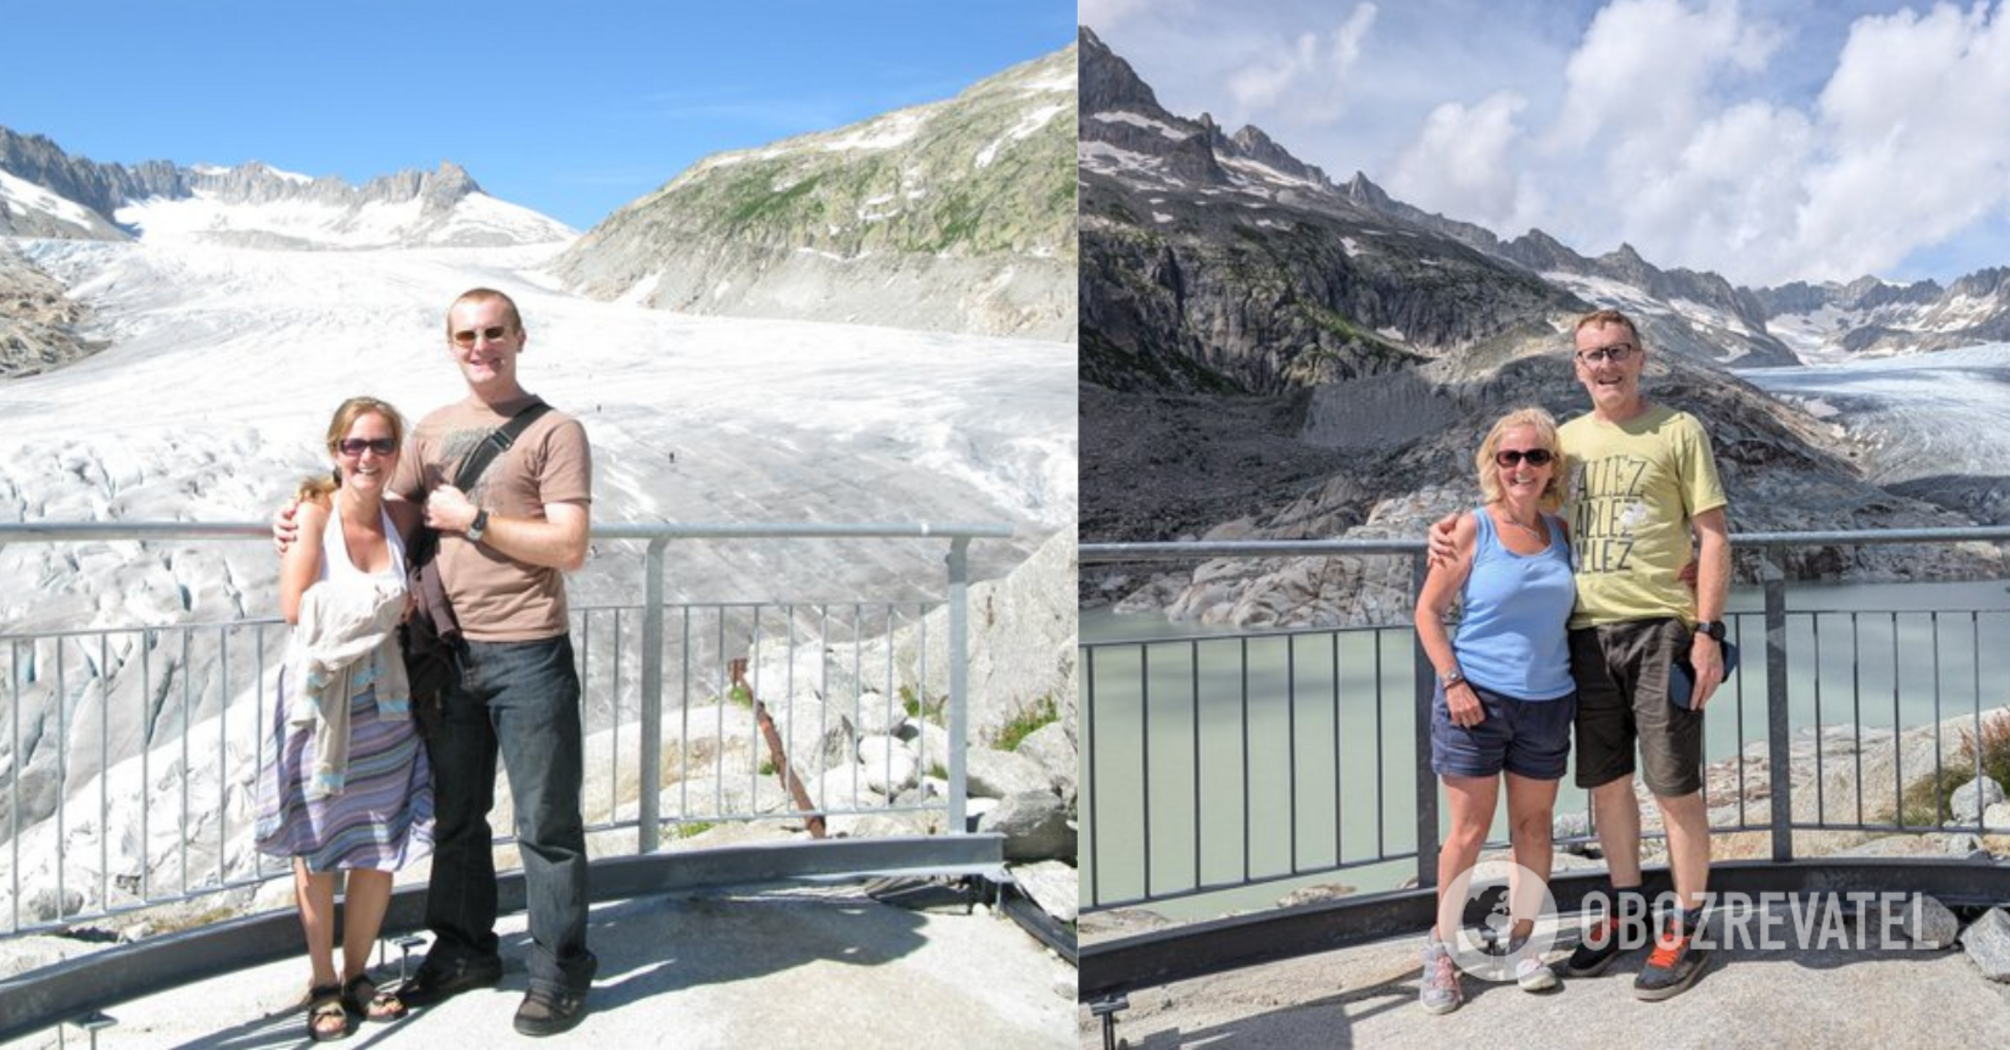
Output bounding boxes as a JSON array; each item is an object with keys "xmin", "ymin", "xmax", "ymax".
[
  {"xmin": 1961, "ymin": 906, "xmax": 2010, "ymax": 981},
  {"xmin": 1010, "ymin": 859, "xmax": 1079, "ymax": 923},
  {"xmin": 858, "ymin": 736, "xmax": 920, "ymax": 795},
  {"xmin": 1952, "ymin": 776, "xmax": 2006, "ymax": 822},
  {"xmin": 1897, "ymin": 893, "xmax": 1960, "ymax": 949},
  {"xmin": 978, "ymin": 790, "xmax": 1075, "ymax": 862},
  {"xmin": 1014, "ymin": 721, "xmax": 1079, "ymax": 804},
  {"xmin": 968, "ymin": 747, "xmax": 1057, "ymax": 800}
]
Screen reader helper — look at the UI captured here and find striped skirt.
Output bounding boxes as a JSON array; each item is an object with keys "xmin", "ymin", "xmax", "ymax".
[{"xmin": 254, "ymin": 669, "xmax": 434, "ymax": 873}]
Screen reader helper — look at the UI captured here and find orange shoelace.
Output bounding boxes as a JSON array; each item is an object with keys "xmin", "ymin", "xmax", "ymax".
[{"xmin": 1647, "ymin": 927, "xmax": 1690, "ymax": 970}]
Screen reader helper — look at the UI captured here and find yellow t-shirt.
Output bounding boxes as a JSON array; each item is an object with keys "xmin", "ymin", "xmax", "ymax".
[{"xmin": 1559, "ymin": 404, "xmax": 1726, "ymax": 629}]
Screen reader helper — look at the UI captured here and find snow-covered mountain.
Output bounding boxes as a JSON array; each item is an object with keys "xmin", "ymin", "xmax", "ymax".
[
  {"xmin": 1755, "ymin": 269, "xmax": 2010, "ymax": 361},
  {"xmin": 552, "ymin": 44, "xmax": 1077, "ymax": 341},
  {"xmin": 0, "ymin": 126, "xmax": 573, "ymax": 250}
]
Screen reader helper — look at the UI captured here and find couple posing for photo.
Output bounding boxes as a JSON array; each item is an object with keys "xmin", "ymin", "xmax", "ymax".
[{"xmin": 1414, "ymin": 308, "xmax": 1732, "ymax": 1011}]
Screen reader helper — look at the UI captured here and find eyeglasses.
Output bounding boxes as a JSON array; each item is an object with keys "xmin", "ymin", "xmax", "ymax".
[
  {"xmin": 1576, "ymin": 342, "xmax": 1637, "ymax": 365},
  {"xmin": 451, "ymin": 325, "xmax": 512, "ymax": 346},
  {"xmin": 1495, "ymin": 448, "xmax": 1554, "ymax": 467},
  {"xmin": 336, "ymin": 438, "xmax": 398, "ymax": 456}
]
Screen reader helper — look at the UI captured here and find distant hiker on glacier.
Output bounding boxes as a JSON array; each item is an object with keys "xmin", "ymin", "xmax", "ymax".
[
  {"xmin": 1413, "ymin": 407, "xmax": 1577, "ymax": 1013},
  {"xmin": 1430, "ymin": 307, "xmax": 1731, "ymax": 1001},
  {"xmin": 256, "ymin": 396, "xmax": 434, "ymax": 1041},
  {"xmin": 277, "ymin": 287, "xmax": 597, "ymax": 1036}
]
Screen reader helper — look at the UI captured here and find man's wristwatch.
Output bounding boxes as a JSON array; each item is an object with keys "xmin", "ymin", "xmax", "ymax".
[
  {"xmin": 1442, "ymin": 669, "xmax": 1467, "ymax": 689},
  {"xmin": 1697, "ymin": 620, "xmax": 1727, "ymax": 643},
  {"xmin": 466, "ymin": 508, "xmax": 489, "ymax": 543}
]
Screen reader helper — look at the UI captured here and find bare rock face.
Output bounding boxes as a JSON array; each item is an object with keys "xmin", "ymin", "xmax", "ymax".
[
  {"xmin": 0, "ymin": 244, "xmax": 99, "ymax": 377},
  {"xmin": 552, "ymin": 44, "xmax": 1076, "ymax": 341}
]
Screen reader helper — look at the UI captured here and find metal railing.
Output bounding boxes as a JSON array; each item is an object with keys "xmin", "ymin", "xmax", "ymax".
[
  {"xmin": 1079, "ymin": 527, "xmax": 2010, "ymax": 997},
  {"xmin": 0, "ymin": 520, "xmax": 1009, "ymax": 939}
]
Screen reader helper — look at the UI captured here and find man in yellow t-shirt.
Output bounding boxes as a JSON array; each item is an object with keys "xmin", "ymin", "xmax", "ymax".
[{"xmin": 1555, "ymin": 310, "xmax": 1728, "ymax": 1003}]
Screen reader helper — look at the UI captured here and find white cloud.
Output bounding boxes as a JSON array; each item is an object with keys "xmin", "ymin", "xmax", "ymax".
[
  {"xmin": 1223, "ymin": 4, "xmax": 1378, "ymax": 122},
  {"xmin": 1388, "ymin": 92, "xmax": 1534, "ymax": 229},
  {"xmin": 1547, "ymin": 0, "xmax": 1785, "ymax": 155}
]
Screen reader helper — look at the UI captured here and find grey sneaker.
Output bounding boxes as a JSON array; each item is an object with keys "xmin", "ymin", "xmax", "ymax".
[{"xmin": 1419, "ymin": 936, "xmax": 1463, "ymax": 1014}]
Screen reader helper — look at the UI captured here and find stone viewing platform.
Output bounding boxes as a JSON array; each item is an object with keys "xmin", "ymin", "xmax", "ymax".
[{"xmin": 1079, "ymin": 886, "xmax": 2010, "ymax": 1048}]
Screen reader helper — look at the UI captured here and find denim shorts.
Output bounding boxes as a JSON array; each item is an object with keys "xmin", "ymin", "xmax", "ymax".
[{"xmin": 1430, "ymin": 681, "xmax": 1576, "ymax": 780}]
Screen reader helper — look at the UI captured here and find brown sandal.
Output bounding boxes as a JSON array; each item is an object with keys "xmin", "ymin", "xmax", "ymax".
[
  {"xmin": 306, "ymin": 983, "xmax": 350, "ymax": 1041},
  {"xmin": 342, "ymin": 973, "xmax": 407, "ymax": 1022}
]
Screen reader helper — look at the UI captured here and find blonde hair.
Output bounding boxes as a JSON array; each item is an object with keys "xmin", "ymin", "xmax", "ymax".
[
  {"xmin": 1475, "ymin": 406, "xmax": 1567, "ymax": 513},
  {"xmin": 295, "ymin": 396, "xmax": 407, "ymax": 504}
]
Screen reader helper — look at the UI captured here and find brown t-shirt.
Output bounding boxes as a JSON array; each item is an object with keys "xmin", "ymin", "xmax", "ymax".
[{"xmin": 392, "ymin": 393, "xmax": 592, "ymax": 642}]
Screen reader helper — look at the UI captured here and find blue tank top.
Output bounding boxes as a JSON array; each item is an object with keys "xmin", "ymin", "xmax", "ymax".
[{"xmin": 1453, "ymin": 507, "xmax": 1575, "ymax": 700}]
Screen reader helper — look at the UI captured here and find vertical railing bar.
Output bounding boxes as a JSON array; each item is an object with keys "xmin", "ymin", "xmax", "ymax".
[
  {"xmin": 140, "ymin": 632, "xmax": 151, "ymax": 902},
  {"xmin": 254, "ymin": 625, "xmax": 267, "ymax": 881},
  {"xmin": 580, "ymin": 610, "xmax": 594, "ymax": 818},
  {"xmin": 817, "ymin": 604, "xmax": 829, "ymax": 814},
  {"xmin": 750, "ymin": 603, "xmax": 762, "ymax": 809},
  {"xmin": 11, "ymin": 639, "xmax": 23, "ymax": 932},
  {"xmin": 1763, "ymin": 550, "xmax": 1791, "ymax": 862},
  {"xmin": 1286, "ymin": 634, "xmax": 1298, "ymax": 874},
  {"xmin": 852, "ymin": 603, "xmax": 864, "ymax": 813},
  {"xmin": 1140, "ymin": 642, "xmax": 1152, "ymax": 898},
  {"xmin": 1332, "ymin": 630, "xmax": 1343, "ymax": 868},
  {"xmin": 1733, "ymin": 614, "xmax": 1747, "ymax": 827},
  {"xmin": 180, "ymin": 629, "xmax": 191, "ymax": 895},
  {"xmin": 99, "ymin": 633, "xmax": 110, "ymax": 914},
  {"xmin": 638, "ymin": 538, "xmax": 667, "ymax": 853},
  {"xmin": 883, "ymin": 605, "xmax": 895, "ymax": 813},
  {"xmin": 1890, "ymin": 613, "xmax": 1902, "ymax": 831},
  {"xmin": 716, "ymin": 607, "xmax": 728, "ymax": 820},
  {"xmin": 1240, "ymin": 637, "xmax": 1250, "ymax": 884},
  {"xmin": 56, "ymin": 639, "xmax": 68, "ymax": 921},
  {"xmin": 1412, "ymin": 551, "xmax": 1441, "ymax": 876},
  {"xmin": 1814, "ymin": 613, "xmax": 1825, "ymax": 824},
  {"xmin": 612, "ymin": 608, "xmax": 623, "ymax": 827},
  {"xmin": 1931, "ymin": 611, "xmax": 1943, "ymax": 827},
  {"xmin": 1191, "ymin": 638, "xmax": 1202, "ymax": 895},
  {"xmin": 1974, "ymin": 613, "xmax": 1985, "ymax": 829},
  {"xmin": 947, "ymin": 534, "xmax": 973, "ymax": 836},
  {"xmin": 785, "ymin": 605, "xmax": 797, "ymax": 819},
  {"xmin": 1086, "ymin": 645, "xmax": 1100, "ymax": 908},
  {"xmin": 1851, "ymin": 612, "xmax": 1864, "ymax": 828},
  {"xmin": 216, "ymin": 625, "xmax": 228, "ymax": 888},
  {"xmin": 917, "ymin": 599, "xmax": 930, "ymax": 805},
  {"xmin": 679, "ymin": 604, "xmax": 692, "ymax": 834}
]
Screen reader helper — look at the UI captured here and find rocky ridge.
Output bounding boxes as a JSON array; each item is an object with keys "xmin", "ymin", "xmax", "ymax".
[{"xmin": 552, "ymin": 43, "xmax": 1077, "ymax": 341}]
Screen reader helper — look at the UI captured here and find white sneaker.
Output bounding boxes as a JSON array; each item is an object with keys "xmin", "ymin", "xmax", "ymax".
[{"xmin": 1516, "ymin": 955, "xmax": 1559, "ymax": 991}]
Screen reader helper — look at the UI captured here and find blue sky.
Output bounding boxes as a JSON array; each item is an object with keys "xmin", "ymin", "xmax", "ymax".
[
  {"xmin": 2, "ymin": 0, "xmax": 1076, "ymax": 231},
  {"xmin": 1085, "ymin": 0, "xmax": 2010, "ymax": 287}
]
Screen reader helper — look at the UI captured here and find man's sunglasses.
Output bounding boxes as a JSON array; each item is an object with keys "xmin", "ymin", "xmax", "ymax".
[
  {"xmin": 1495, "ymin": 449, "xmax": 1554, "ymax": 467},
  {"xmin": 336, "ymin": 438, "xmax": 398, "ymax": 456},
  {"xmin": 452, "ymin": 325, "xmax": 512, "ymax": 346}
]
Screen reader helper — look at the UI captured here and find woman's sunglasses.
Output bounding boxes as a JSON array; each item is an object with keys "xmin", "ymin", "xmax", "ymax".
[
  {"xmin": 1495, "ymin": 448, "xmax": 1554, "ymax": 467},
  {"xmin": 336, "ymin": 438, "xmax": 398, "ymax": 456}
]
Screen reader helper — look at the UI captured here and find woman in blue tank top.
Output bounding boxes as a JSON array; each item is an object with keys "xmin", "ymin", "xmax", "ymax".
[{"xmin": 1411, "ymin": 407, "xmax": 1578, "ymax": 1013}]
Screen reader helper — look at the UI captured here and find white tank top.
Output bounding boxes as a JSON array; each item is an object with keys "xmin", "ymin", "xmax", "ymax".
[{"xmin": 317, "ymin": 492, "xmax": 408, "ymax": 587}]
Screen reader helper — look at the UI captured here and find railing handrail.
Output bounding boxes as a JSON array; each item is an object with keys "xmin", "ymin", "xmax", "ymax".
[
  {"xmin": 0, "ymin": 520, "xmax": 1015, "ymax": 544},
  {"xmin": 1081, "ymin": 525, "xmax": 2010, "ymax": 563}
]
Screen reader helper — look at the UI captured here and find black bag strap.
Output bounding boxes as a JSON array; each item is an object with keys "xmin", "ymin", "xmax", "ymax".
[
  {"xmin": 452, "ymin": 397, "xmax": 553, "ymax": 491},
  {"xmin": 407, "ymin": 398, "xmax": 552, "ymax": 567}
]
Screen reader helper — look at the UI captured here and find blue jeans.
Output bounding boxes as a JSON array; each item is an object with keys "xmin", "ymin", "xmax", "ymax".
[{"xmin": 423, "ymin": 634, "xmax": 597, "ymax": 995}]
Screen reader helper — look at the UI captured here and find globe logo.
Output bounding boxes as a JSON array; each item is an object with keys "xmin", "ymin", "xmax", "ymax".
[{"xmin": 1441, "ymin": 858, "xmax": 1561, "ymax": 982}]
